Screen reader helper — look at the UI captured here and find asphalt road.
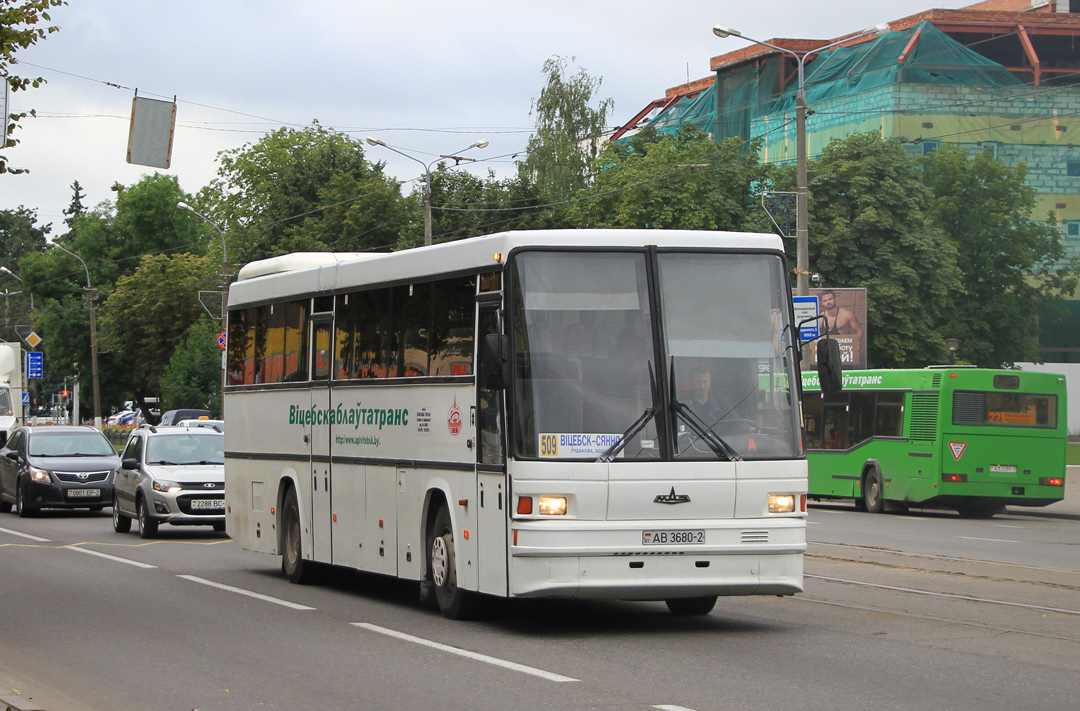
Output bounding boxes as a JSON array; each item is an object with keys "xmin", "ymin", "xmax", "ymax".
[{"xmin": 1, "ymin": 484, "xmax": 1077, "ymax": 711}]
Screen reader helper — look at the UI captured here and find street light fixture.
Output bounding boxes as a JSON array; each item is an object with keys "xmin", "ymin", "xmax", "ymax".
[
  {"xmin": 712, "ymin": 22, "xmax": 889, "ymax": 296},
  {"xmin": 45, "ymin": 242, "xmax": 102, "ymax": 430},
  {"xmin": 364, "ymin": 137, "xmax": 489, "ymax": 246},
  {"xmin": 0, "ymin": 267, "xmax": 33, "ymax": 310},
  {"xmin": 945, "ymin": 337, "xmax": 961, "ymax": 364}
]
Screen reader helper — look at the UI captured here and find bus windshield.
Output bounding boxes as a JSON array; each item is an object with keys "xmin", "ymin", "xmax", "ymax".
[{"xmin": 510, "ymin": 250, "xmax": 801, "ymax": 461}]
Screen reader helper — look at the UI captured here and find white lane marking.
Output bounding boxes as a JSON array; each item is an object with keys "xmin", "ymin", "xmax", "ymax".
[
  {"xmin": 654, "ymin": 705, "xmax": 699, "ymax": 711},
  {"xmin": 178, "ymin": 575, "xmax": 315, "ymax": 610},
  {"xmin": 353, "ymin": 622, "xmax": 578, "ymax": 683},
  {"xmin": 993, "ymin": 524, "xmax": 1024, "ymax": 529},
  {"xmin": 69, "ymin": 546, "xmax": 157, "ymax": 568},
  {"xmin": 959, "ymin": 536, "xmax": 1017, "ymax": 544},
  {"xmin": 807, "ymin": 521, "xmax": 821, "ymax": 525},
  {"xmin": 0, "ymin": 526, "xmax": 50, "ymax": 542}
]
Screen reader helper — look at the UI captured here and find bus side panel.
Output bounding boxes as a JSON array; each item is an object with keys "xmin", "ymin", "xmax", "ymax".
[
  {"xmin": 331, "ymin": 462, "xmax": 366, "ymax": 570},
  {"xmin": 365, "ymin": 465, "xmax": 398, "ymax": 576},
  {"xmin": 807, "ymin": 453, "xmax": 857, "ymax": 498}
]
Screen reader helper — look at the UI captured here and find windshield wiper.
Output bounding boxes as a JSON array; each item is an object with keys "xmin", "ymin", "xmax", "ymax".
[
  {"xmin": 597, "ymin": 407, "xmax": 657, "ymax": 463},
  {"xmin": 668, "ymin": 358, "xmax": 741, "ymax": 461},
  {"xmin": 148, "ymin": 460, "xmax": 177, "ymax": 465}
]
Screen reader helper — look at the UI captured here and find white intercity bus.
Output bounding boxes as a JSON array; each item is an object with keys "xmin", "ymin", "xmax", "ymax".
[{"xmin": 224, "ymin": 229, "xmax": 821, "ymax": 618}]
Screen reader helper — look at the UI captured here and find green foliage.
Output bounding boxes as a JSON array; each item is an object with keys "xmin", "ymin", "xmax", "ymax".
[
  {"xmin": 923, "ymin": 144, "xmax": 1079, "ymax": 367},
  {"xmin": 202, "ymin": 122, "xmax": 403, "ymax": 263},
  {"xmin": 519, "ymin": 56, "xmax": 613, "ymax": 209},
  {"xmin": 160, "ymin": 317, "xmax": 222, "ymax": 415},
  {"xmin": 800, "ymin": 133, "xmax": 962, "ymax": 368},
  {"xmin": 0, "ymin": 0, "xmax": 65, "ymax": 174},
  {"xmin": 568, "ymin": 125, "xmax": 773, "ymax": 231},
  {"xmin": 97, "ymin": 253, "xmax": 216, "ymax": 401}
]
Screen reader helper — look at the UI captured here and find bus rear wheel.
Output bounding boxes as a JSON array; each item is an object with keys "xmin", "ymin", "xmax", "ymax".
[
  {"xmin": 282, "ymin": 487, "xmax": 317, "ymax": 584},
  {"xmin": 665, "ymin": 596, "xmax": 717, "ymax": 615},
  {"xmin": 428, "ymin": 505, "xmax": 476, "ymax": 620},
  {"xmin": 862, "ymin": 470, "xmax": 884, "ymax": 514}
]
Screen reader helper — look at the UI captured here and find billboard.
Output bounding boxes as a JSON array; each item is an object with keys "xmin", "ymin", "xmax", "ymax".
[{"xmin": 797, "ymin": 288, "xmax": 868, "ymax": 370}]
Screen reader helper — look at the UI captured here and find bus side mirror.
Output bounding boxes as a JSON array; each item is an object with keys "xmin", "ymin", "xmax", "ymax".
[
  {"xmin": 479, "ymin": 333, "xmax": 509, "ymax": 390},
  {"xmin": 818, "ymin": 338, "xmax": 843, "ymax": 394}
]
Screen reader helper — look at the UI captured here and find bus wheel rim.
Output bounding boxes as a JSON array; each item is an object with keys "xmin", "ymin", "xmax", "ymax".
[{"xmin": 431, "ymin": 536, "xmax": 449, "ymax": 587}]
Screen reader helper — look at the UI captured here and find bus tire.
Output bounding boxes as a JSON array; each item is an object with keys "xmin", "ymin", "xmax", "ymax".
[
  {"xmin": 862, "ymin": 469, "xmax": 884, "ymax": 514},
  {"xmin": 665, "ymin": 596, "xmax": 717, "ymax": 616},
  {"xmin": 428, "ymin": 505, "xmax": 476, "ymax": 620},
  {"xmin": 281, "ymin": 486, "xmax": 317, "ymax": 584}
]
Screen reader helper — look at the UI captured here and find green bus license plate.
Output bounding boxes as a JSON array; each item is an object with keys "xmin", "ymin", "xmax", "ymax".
[
  {"xmin": 67, "ymin": 488, "xmax": 100, "ymax": 498},
  {"xmin": 989, "ymin": 465, "xmax": 1018, "ymax": 473},
  {"xmin": 642, "ymin": 530, "xmax": 705, "ymax": 545}
]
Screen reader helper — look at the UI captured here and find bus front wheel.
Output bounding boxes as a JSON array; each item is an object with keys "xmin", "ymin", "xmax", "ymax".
[
  {"xmin": 282, "ymin": 487, "xmax": 316, "ymax": 584},
  {"xmin": 862, "ymin": 470, "xmax": 884, "ymax": 514},
  {"xmin": 428, "ymin": 505, "xmax": 476, "ymax": 620}
]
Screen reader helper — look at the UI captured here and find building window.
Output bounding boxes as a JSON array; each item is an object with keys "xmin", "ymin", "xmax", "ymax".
[
  {"xmin": 921, "ymin": 140, "xmax": 940, "ymax": 156},
  {"xmin": 1067, "ymin": 161, "xmax": 1080, "ymax": 178},
  {"xmin": 1066, "ymin": 222, "xmax": 1080, "ymax": 237}
]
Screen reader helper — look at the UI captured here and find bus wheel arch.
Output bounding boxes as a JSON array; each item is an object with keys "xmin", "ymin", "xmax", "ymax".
[
  {"xmin": 280, "ymin": 480, "xmax": 316, "ymax": 584},
  {"xmin": 426, "ymin": 495, "xmax": 476, "ymax": 620},
  {"xmin": 860, "ymin": 461, "xmax": 885, "ymax": 514}
]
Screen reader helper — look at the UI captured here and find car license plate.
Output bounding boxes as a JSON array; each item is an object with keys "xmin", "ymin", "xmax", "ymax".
[
  {"xmin": 191, "ymin": 499, "xmax": 224, "ymax": 510},
  {"xmin": 989, "ymin": 465, "xmax": 1018, "ymax": 473},
  {"xmin": 67, "ymin": 488, "xmax": 100, "ymax": 498},
  {"xmin": 642, "ymin": 530, "xmax": 705, "ymax": 545}
]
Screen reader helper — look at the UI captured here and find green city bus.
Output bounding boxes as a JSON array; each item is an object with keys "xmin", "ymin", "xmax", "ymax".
[{"xmin": 801, "ymin": 367, "xmax": 1067, "ymax": 517}]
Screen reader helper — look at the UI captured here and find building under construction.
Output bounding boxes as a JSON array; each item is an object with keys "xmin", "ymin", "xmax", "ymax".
[{"xmin": 614, "ymin": 0, "xmax": 1080, "ymax": 362}]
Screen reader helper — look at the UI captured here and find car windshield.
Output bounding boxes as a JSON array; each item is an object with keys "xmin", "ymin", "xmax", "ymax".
[
  {"xmin": 28, "ymin": 431, "xmax": 115, "ymax": 457},
  {"xmin": 146, "ymin": 433, "xmax": 225, "ymax": 465}
]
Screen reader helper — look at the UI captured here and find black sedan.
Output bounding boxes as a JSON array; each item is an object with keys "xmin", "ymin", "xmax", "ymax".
[{"xmin": 0, "ymin": 425, "xmax": 121, "ymax": 517}]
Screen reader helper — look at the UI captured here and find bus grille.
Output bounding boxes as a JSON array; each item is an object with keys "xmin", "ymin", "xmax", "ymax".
[
  {"xmin": 741, "ymin": 530, "xmax": 769, "ymax": 544},
  {"xmin": 909, "ymin": 393, "xmax": 940, "ymax": 442}
]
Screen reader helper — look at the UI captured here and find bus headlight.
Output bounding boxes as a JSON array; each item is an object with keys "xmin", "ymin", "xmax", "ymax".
[
  {"xmin": 538, "ymin": 496, "xmax": 567, "ymax": 516},
  {"xmin": 768, "ymin": 494, "xmax": 796, "ymax": 514}
]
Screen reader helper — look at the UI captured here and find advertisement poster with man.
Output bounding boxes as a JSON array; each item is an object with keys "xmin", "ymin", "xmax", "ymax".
[{"xmin": 800, "ymin": 288, "xmax": 867, "ymax": 370}]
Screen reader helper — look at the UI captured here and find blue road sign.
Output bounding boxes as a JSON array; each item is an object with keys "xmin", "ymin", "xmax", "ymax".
[
  {"xmin": 27, "ymin": 351, "xmax": 43, "ymax": 379},
  {"xmin": 793, "ymin": 296, "xmax": 820, "ymax": 342},
  {"xmin": 21, "ymin": 393, "xmax": 29, "ymax": 405}
]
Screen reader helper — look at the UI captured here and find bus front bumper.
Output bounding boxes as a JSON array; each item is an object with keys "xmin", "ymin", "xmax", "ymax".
[{"xmin": 508, "ymin": 517, "xmax": 805, "ymax": 599}]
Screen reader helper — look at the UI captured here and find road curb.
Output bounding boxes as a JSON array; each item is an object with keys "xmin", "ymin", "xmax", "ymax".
[
  {"xmin": 1004, "ymin": 507, "xmax": 1080, "ymax": 522},
  {"xmin": 1, "ymin": 695, "xmax": 45, "ymax": 711}
]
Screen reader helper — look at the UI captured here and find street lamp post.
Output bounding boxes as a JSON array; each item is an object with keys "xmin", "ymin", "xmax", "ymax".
[
  {"xmin": 364, "ymin": 137, "xmax": 489, "ymax": 246},
  {"xmin": 177, "ymin": 202, "xmax": 228, "ymax": 301},
  {"xmin": 0, "ymin": 267, "xmax": 32, "ymax": 310},
  {"xmin": 46, "ymin": 243, "xmax": 102, "ymax": 430},
  {"xmin": 712, "ymin": 22, "xmax": 889, "ymax": 296},
  {"xmin": 945, "ymin": 338, "xmax": 961, "ymax": 364}
]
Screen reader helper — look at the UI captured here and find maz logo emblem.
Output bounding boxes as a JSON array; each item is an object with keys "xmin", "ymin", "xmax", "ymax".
[{"xmin": 654, "ymin": 487, "xmax": 691, "ymax": 504}]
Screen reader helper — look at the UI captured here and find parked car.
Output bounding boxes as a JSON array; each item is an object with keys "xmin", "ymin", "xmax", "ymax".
[
  {"xmin": 0, "ymin": 425, "xmax": 121, "ymax": 517},
  {"xmin": 158, "ymin": 409, "xmax": 212, "ymax": 426},
  {"xmin": 113, "ymin": 425, "xmax": 225, "ymax": 538},
  {"xmin": 177, "ymin": 419, "xmax": 224, "ymax": 433}
]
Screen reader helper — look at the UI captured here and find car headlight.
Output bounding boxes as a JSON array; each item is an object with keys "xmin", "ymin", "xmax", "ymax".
[
  {"xmin": 29, "ymin": 467, "xmax": 52, "ymax": 484},
  {"xmin": 152, "ymin": 479, "xmax": 183, "ymax": 494}
]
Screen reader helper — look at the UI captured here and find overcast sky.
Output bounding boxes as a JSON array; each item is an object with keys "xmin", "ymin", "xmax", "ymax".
[{"xmin": 1, "ymin": 0, "xmax": 971, "ymax": 232}]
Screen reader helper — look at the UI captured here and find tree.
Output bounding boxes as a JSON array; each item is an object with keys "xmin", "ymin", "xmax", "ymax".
[
  {"xmin": 924, "ymin": 144, "xmax": 1078, "ymax": 367},
  {"xmin": 567, "ymin": 125, "xmax": 774, "ymax": 231},
  {"xmin": 96, "ymin": 253, "xmax": 216, "ymax": 416},
  {"xmin": 1, "ymin": 0, "xmax": 65, "ymax": 174},
  {"xmin": 800, "ymin": 133, "xmax": 961, "ymax": 368},
  {"xmin": 160, "ymin": 317, "xmax": 222, "ymax": 415},
  {"xmin": 518, "ymin": 56, "xmax": 613, "ymax": 209},
  {"xmin": 201, "ymin": 122, "xmax": 403, "ymax": 264},
  {"xmin": 61, "ymin": 179, "xmax": 86, "ymax": 231}
]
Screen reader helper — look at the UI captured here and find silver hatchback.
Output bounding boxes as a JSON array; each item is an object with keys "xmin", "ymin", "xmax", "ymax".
[{"xmin": 113, "ymin": 425, "xmax": 225, "ymax": 538}]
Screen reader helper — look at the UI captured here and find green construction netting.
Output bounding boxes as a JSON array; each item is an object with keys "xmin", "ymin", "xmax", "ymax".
[{"xmin": 638, "ymin": 21, "xmax": 1024, "ymax": 145}]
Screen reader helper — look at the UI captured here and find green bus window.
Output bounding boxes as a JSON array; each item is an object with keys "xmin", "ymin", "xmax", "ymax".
[
  {"xmin": 821, "ymin": 393, "xmax": 849, "ymax": 450},
  {"xmin": 803, "ymin": 393, "xmax": 823, "ymax": 449},
  {"xmin": 875, "ymin": 392, "xmax": 905, "ymax": 437},
  {"xmin": 848, "ymin": 392, "xmax": 875, "ymax": 446}
]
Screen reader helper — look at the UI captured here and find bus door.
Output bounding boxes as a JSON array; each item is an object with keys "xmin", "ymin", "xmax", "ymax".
[
  {"xmin": 476, "ymin": 303, "xmax": 508, "ymax": 596},
  {"xmin": 309, "ymin": 316, "xmax": 334, "ymax": 563}
]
